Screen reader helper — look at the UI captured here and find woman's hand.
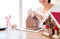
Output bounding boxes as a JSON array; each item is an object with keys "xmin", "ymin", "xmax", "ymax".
[
  {"xmin": 28, "ymin": 8, "xmax": 37, "ymax": 15},
  {"xmin": 27, "ymin": 8, "xmax": 43, "ymax": 19},
  {"xmin": 28, "ymin": 8, "xmax": 33, "ymax": 15},
  {"xmin": 27, "ymin": 8, "xmax": 35, "ymax": 17}
]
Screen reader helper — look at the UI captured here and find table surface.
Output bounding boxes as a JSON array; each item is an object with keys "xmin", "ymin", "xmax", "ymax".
[{"xmin": 26, "ymin": 30, "xmax": 55, "ymax": 39}]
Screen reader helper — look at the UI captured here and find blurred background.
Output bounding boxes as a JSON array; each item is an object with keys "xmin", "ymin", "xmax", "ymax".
[
  {"xmin": 0, "ymin": 0, "xmax": 60, "ymax": 30},
  {"xmin": 0, "ymin": 0, "xmax": 19, "ymax": 29}
]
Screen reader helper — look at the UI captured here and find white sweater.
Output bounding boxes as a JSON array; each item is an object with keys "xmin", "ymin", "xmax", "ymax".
[{"xmin": 34, "ymin": 5, "xmax": 60, "ymax": 29}]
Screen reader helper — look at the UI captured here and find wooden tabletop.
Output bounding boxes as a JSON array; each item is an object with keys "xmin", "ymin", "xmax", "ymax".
[{"xmin": 26, "ymin": 30, "xmax": 54, "ymax": 39}]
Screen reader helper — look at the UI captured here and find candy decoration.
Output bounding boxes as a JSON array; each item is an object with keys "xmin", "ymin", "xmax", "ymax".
[
  {"xmin": 53, "ymin": 26, "xmax": 59, "ymax": 38},
  {"xmin": 45, "ymin": 25, "xmax": 49, "ymax": 29},
  {"xmin": 53, "ymin": 26, "xmax": 58, "ymax": 30}
]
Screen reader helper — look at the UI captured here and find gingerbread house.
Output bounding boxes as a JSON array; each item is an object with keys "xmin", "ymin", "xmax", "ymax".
[{"xmin": 44, "ymin": 12, "xmax": 60, "ymax": 38}]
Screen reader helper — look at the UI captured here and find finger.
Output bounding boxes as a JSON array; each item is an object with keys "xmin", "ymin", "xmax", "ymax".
[
  {"xmin": 29, "ymin": 8, "xmax": 33, "ymax": 12},
  {"xmin": 27, "ymin": 9, "xmax": 31, "ymax": 15},
  {"xmin": 27, "ymin": 8, "xmax": 34, "ymax": 15}
]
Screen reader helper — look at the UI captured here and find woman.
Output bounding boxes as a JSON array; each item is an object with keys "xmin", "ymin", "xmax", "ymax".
[{"xmin": 28, "ymin": 0, "xmax": 60, "ymax": 29}]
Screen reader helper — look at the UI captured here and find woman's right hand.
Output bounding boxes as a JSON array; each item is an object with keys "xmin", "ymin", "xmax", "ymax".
[{"xmin": 28, "ymin": 8, "xmax": 33, "ymax": 15}]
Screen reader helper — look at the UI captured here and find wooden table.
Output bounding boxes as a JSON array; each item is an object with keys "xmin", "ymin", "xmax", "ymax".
[{"xmin": 26, "ymin": 30, "xmax": 54, "ymax": 39}]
